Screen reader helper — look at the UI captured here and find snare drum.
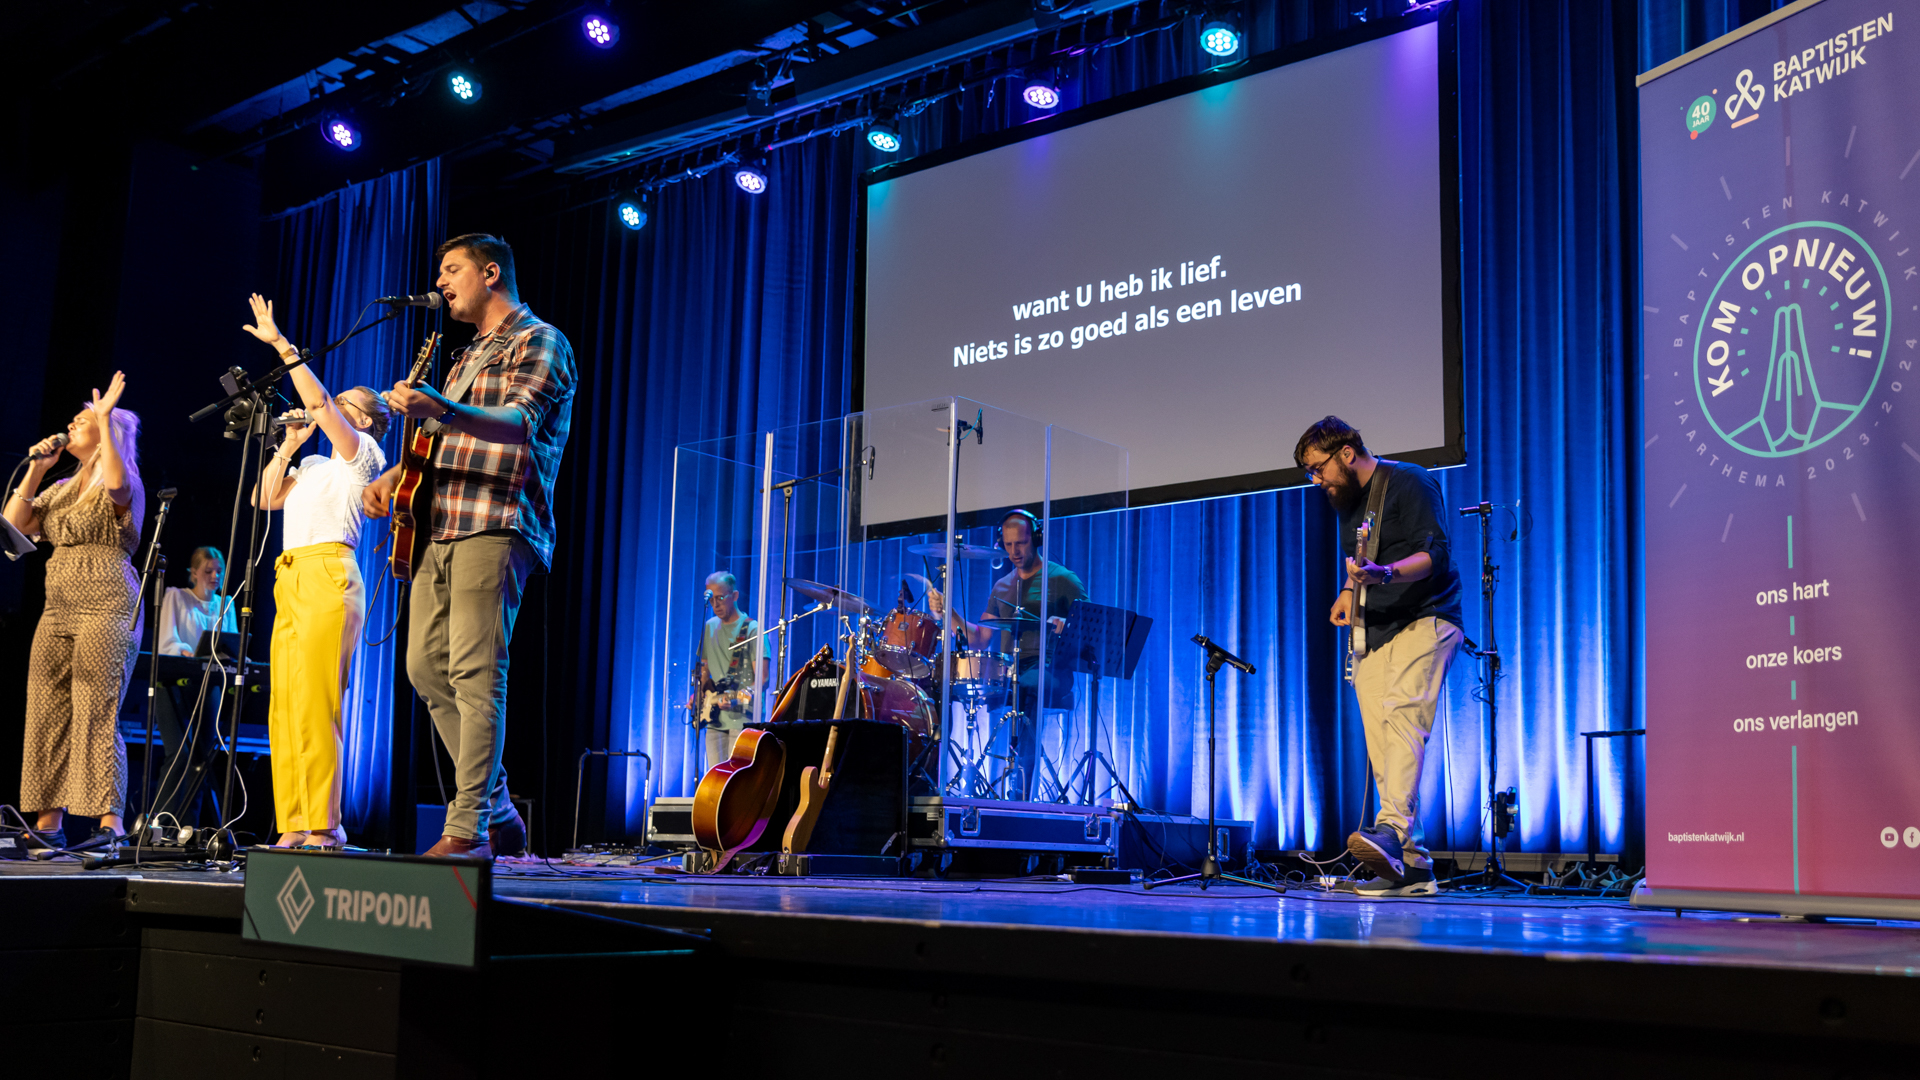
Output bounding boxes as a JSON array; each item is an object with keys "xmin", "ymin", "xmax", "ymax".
[
  {"xmin": 948, "ymin": 649, "xmax": 1013, "ymax": 699},
  {"xmin": 876, "ymin": 609, "xmax": 940, "ymax": 678}
]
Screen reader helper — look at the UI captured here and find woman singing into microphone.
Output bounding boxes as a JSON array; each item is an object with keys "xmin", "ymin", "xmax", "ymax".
[
  {"xmin": 3, "ymin": 372, "xmax": 145, "ymax": 850},
  {"xmin": 244, "ymin": 294, "xmax": 391, "ymax": 850}
]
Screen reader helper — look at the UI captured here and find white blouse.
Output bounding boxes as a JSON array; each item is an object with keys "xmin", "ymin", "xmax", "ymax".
[
  {"xmin": 157, "ymin": 586, "xmax": 236, "ymax": 657},
  {"xmin": 282, "ymin": 430, "xmax": 387, "ymax": 550}
]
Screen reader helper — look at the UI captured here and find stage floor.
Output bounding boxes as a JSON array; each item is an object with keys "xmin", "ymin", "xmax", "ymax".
[{"xmin": 10, "ymin": 855, "xmax": 1920, "ymax": 1075}]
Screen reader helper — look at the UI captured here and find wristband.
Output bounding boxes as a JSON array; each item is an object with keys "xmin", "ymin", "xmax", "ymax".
[
  {"xmin": 1380, "ymin": 565, "xmax": 1395, "ymax": 586},
  {"xmin": 437, "ymin": 405, "xmax": 457, "ymax": 425}
]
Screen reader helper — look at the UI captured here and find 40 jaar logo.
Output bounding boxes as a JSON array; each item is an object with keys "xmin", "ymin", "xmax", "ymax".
[{"xmin": 1685, "ymin": 70, "xmax": 1766, "ymax": 139}]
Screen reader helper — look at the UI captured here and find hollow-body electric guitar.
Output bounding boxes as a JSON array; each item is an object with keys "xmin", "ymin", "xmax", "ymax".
[{"xmin": 387, "ymin": 332, "xmax": 441, "ymax": 581}]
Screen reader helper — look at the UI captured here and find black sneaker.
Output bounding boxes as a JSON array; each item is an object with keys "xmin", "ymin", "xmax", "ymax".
[
  {"xmin": 1347, "ymin": 825, "xmax": 1408, "ymax": 883},
  {"xmin": 25, "ymin": 826, "xmax": 65, "ymax": 851},
  {"xmin": 1350, "ymin": 865, "xmax": 1439, "ymax": 897}
]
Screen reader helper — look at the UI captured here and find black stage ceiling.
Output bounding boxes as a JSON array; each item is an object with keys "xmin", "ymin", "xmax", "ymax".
[{"xmin": 5, "ymin": 857, "xmax": 1918, "ymax": 1077}]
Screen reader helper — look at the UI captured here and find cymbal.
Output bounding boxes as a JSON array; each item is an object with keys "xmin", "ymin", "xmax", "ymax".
[
  {"xmin": 785, "ymin": 577, "xmax": 871, "ymax": 614},
  {"xmin": 905, "ymin": 541, "xmax": 999, "ymax": 560},
  {"xmin": 978, "ymin": 613, "xmax": 1039, "ymax": 630}
]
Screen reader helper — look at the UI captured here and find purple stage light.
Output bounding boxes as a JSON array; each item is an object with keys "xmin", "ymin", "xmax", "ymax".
[
  {"xmin": 581, "ymin": 12, "xmax": 620, "ymax": 49},
  {"xmin": 1023, "ymin": 77, "xmax": 1061, "ymax": 110},
  {"xmin": 321, "ymin": 116, "xmax": 362, "ymax": 151},
  {"xmin": 733, "ymin": 160, "xmax": 769, "ymax": 195}
]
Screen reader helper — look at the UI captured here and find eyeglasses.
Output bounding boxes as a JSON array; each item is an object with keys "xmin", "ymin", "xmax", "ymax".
[{"xmin": 1302, "ymin": 451, "xmax": 1344, "ymax": 483}]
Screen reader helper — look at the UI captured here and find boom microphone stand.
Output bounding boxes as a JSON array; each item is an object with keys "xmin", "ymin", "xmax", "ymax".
[{"xmin": 1144, "ymin": 635, "xmax": 1284, "ymax": 893}]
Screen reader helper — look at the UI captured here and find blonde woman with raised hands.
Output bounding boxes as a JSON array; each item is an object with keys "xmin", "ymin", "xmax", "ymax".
[
  {"xmin": 3, "ymin": 372, "xmax": 146, "ymax": 851},
  {"xmin": 244, "ymin": 294, "xmax": 391, "ymax": 850}
]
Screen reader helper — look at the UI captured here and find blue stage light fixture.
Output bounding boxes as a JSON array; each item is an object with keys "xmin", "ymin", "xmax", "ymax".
[
  {"xmin": 320, "ymin": 115, "xmax": 362, "ymax": 152},
  {"xmin": 448, "ymin": 71, "xmax": 482, "ymax": 104},
  {"xmin": 1200, "ymin": 13, "xmax": 1242, "ymax": 58},
  {"xmin": 614, "ymin": 191, "xmax": 649, "ymax": 231},
  {"xmin": 866, "ymin": 118, "xmax": 902, "ymax": 153},
  {"xmin": 581, "ymin": 11, "xmax": 620, "ymax": 49},
  {"xmin": 1022, "ymin": 72, "xmax": 1062, "ymax": 110},
  {"xmin": 733, "ymin": 158, "xmax": 770, "ymax": 195}
]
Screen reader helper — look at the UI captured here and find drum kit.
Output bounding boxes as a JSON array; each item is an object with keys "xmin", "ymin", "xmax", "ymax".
[{"xmin": 774, "ymin": 538, "xmax": 1039, "ymax": 798}]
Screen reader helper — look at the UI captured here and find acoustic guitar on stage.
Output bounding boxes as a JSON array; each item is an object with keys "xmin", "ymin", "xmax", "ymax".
[
  {"xmin": 691, "ymin": 727, "xmax": 787, "ymax": 873},
  {"xmin": 780, "ymin": 651, "xmax": 855, "ymax": 858},
  {"xmin": 388, "ymin": 331, "xmax": 442, "ymax": 582}
]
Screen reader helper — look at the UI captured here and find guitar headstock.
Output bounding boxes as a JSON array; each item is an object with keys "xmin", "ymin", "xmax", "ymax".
[{"xmin": 404, "ymin": 331, "xmax": 441, "ymax": 387}]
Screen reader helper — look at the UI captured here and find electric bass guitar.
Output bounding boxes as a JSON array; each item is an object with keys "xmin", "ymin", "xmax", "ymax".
[
  {"xmin": 1345, "ymin": 510, "xmax": 1375, "ymax": 684},
  {"xmin": 387, "ymin": 332, "xmax": 442, "ymax": 582}
]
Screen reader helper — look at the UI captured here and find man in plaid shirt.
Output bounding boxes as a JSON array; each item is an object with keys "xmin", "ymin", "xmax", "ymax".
[{"xmin": 365, "ymin": 233, "xmax": 575, "ymax": 860}]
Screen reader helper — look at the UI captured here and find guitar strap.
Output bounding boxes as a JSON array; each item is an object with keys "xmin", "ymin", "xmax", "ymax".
[
  {"xmin": 422, "ymin": 331, "xmax": 508, "ymax": 435},
  {"xmin": 1351, "ymin": 461, "xmax": 1392, "ymax": 660}
]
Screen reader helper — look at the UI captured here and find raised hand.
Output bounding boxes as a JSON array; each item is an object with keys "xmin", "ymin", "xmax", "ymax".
[
  {"xmin": 90, "ymin": 370, "xmax": 127, "ymax": 421},
  {"xmin": 242, "ymin": 293, "xmax": 289, "ymax": 349}
]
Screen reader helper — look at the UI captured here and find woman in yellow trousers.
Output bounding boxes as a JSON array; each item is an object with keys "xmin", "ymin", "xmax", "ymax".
[{"xmin": 245, "ymin": 295, "xmax": 391, "ymax": 849}]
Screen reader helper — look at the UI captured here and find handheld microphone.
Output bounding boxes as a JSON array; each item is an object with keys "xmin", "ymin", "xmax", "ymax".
[
  {"xmin": 27, "ymin": 434, "xmax": 68, "ymax": 461},
  {"xmin": 376, "ymin": 292, "xmax": 445, "ymax": 309}
]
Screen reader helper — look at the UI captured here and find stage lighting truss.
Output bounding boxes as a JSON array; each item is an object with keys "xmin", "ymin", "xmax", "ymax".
[
  {"xmin": 866, "ymin": 117, "xmax": 902, "ymax": 153},
  {"xmin": 448, "ymin": 71, "xmax": 483, "ymax": 104},
  {"xmin": 1200, "ymin": 10, "xmax": 1243, "ymax": 59},
  {"xmin": 581, "ymin": 10, "xmax": 620, "ymax": 49},
  {"xmin": 733, "ymin": 157, "xmax": 770, "ymax": 195},
  {"xmin": 614, "ymin": 190, "xmax": 650, "ymax": 230},
  {"xmin": 1022, "ymin": 69, "xmax": 1064, "ymax": 110},
  {"xmin": 320, "ymin": 114, "xmax": 362, "ymax": 152}
]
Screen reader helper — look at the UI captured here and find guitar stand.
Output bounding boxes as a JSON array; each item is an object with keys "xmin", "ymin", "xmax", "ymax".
[{"xmin": 1144, "ymin": 644, "xmax": 1284, "ymax": 894}]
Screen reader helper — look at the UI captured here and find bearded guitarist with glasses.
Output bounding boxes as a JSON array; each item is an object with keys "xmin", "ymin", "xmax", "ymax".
[
  {"xmin": 362, "ymin": 234, "xmax": 577, "ymax": 861},
  {"xmin": 1295, "ymin": 416, "xmax": 1462, "ymax": 897}
]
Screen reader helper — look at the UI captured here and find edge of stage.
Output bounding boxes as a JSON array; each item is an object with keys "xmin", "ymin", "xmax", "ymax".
[{"xmin": 6, "ymin": 856, "xmax": 1920, "ymax": 1077}]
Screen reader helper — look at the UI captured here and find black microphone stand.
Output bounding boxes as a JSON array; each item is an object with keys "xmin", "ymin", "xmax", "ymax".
[
  {"xmin": 1442, "ymin": 501, "xmax": 1527, "ymax": 891},
  {"xmin": 130, "ymin": 488, "xmax": 178, "ymax": 837},
  {"xmin": 1144, "ymin": 635, "xmax": 1284, "ymax": 892}
]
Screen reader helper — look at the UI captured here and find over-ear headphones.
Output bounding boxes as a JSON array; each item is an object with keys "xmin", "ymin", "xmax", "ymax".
[{"xmin": 999, "ymin": 508, "xmax": 1043, "ymax": 549}]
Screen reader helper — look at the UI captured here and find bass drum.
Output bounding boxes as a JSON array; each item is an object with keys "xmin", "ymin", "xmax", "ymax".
[
  {"xmin": 856, "ymin": 670, "xmax": 936, "ymax": 737},
  {"xmin": 874, "ymin": 610, "xmax": 940, "ymax": 679}
]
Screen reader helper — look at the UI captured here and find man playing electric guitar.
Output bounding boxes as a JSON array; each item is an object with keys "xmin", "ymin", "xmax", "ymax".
[
  {"xmin": 687, "ymin": 571, "xmax": 770, "ymax": 768},
  {"xmin": 1296, "ymin": 416, "xmax": 1463, "ymax": 897},
  {"xmin": 362, "ymin": 234, "xmax": 577, "ymax": 861}
]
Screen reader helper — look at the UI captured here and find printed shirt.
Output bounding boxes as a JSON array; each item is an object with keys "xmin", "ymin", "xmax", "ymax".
[{"xmin": 430, "ymin": 304, "xmax": 576, "ymax": 568}]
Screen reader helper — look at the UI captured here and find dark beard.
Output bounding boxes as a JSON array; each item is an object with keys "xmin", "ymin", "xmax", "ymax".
[{"xmin": 1324, "ymin": 478, "xmax": 1363, "ymax": 514}]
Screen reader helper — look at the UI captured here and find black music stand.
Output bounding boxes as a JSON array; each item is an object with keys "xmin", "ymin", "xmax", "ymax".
[{"xmin": 1056, "ymin": 600, "xmax": 1150, "ymax": 808}]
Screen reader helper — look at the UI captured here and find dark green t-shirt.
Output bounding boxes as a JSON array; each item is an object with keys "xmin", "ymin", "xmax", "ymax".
[{"xmin": 984, "ymin": 560, "xmax": 1087, "ymax": 659}]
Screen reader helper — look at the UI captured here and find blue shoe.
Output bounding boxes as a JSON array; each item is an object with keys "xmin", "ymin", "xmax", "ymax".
[{"xmin": 1347, "ymin": 825, "xmax": 1407, "ymax": 883}]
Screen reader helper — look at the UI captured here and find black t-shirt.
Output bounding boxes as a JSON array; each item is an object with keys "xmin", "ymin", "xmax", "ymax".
[{"xmin": 1337, "ymin": 459, "xmax": 1463, "ymax": 652}]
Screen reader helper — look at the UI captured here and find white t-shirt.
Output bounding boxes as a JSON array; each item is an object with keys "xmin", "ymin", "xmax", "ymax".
[
  {"xmin": 282, "ymin": 430, "xmax": 387, "ymax": 550},
  {"xmin": 157, "ymin": 586, "xmax": 237, "ymax": 656}
]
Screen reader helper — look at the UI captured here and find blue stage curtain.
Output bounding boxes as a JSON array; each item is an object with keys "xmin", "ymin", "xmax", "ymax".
[
  {"xmin": 270, "ymin": 1, "xmax": 1792, "ymax": 854},
  {"xmin": 264, "ymin": 160, "xmax": 444, "ymax": 839}
]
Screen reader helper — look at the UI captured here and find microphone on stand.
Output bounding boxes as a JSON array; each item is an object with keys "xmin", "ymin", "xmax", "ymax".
[
  {"xmin": 27, "ymin": 434, "xmax": 68, "ymax": 461},
  {"xmin": 375, "ymin": 293, "xmax": 445, "ymax": 309}
]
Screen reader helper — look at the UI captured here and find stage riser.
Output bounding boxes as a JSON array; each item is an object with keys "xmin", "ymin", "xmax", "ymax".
[
  {"xmin": 132, "ymin": 1020, "xmax": 392, "ymax": 1079},
  {"xmin": 0, "ymin": 876, "xmax": 141, "ymax": 1079}
]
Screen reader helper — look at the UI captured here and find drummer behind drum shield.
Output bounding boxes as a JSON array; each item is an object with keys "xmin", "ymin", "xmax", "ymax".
[
  {"xmin": 932, "ymin": 509, "xmax": 1084, "ymax": 799},
  {"xmin": 688, "ymin": 572, "xmax": 771, "ymax": 767}
]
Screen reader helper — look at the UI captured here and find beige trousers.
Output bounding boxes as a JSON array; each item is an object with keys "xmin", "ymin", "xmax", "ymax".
[{"xmin": 1353, "ymin": 616, "xmax": 1462, "ymax": 869}]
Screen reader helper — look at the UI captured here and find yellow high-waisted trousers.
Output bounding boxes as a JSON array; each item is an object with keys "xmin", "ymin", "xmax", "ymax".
[{"xmin": 268, "ymin": 543, "xmax": 364, "ymax": 832}]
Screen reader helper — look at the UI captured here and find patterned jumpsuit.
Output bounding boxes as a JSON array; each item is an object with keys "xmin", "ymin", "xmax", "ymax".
[{"xmin": 21, "ymin": 478, "xmax": 143, "ymax": 818}]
